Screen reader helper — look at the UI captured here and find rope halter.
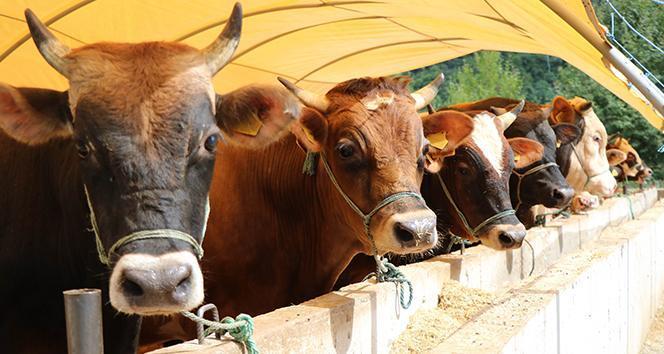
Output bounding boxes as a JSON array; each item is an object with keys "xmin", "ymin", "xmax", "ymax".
[
  {"xmin": 435, "ymin": 173, "xmax": 516, "ymax": 238},
  {"xmin": 319, "ymin": 154, "xmax": 420, "ymax": 309},
  {"xmin": 571, "ymin": 145, "xmax": 611, "ymax": 189},
  {"xmin": 83, "ymin": 185, "xmax": 209, "ymax": 266},
  {"xmin": 512, "ymin": 161, "xmax": 560, "ymax": 210}
]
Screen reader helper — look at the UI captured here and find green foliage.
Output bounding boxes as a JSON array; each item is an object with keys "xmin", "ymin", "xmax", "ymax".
[
  {"xmin": 445, "ymin": 52, "xmax": 523, "ymax": 105},
  {"xmin": 404, "ymin": 0, "xmax": 663, "ymax": 177}
]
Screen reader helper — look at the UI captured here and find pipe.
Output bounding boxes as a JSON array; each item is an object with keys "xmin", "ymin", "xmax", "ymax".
[
  {"xmin": 541, "ymin": 0, "xmax": 664, "ymax": 119},
  {"xmin": 63, "ymin": 288, "xmax": 104, "ymax": 354}
]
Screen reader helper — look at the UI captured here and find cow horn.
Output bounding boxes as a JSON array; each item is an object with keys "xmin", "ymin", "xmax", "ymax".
[
  {"xmin": 411, "ymin": 73, "xmax": 445, "ymax": 111},
  {"xmin": 277, "ymin": 77, "xmax": 330, "ymax": 113},
  {"xmin": 203, "ymin": 2, "xmax": 243, "ymax": 75},
  {"xmin": 497, "ymin": 100, "xmax": 524, "ymax": 130},
  {"xmin": 24, "ymin": 9, "xmax": 71, "ymax": 78}
]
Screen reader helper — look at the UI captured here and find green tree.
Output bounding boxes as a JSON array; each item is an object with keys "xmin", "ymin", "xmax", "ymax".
[
  {"xmin": 445, "ymin": 52, "xmax": 523, "ymax": 105},
  {"xmin": 555, "ymin": 0, "xmax": 663, "ymax": 179}
]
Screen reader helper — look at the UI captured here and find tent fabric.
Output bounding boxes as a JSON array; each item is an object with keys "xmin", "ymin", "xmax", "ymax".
[{"xmin": 1, "ymin": 0, "xmax": 661, "ymax": 129}]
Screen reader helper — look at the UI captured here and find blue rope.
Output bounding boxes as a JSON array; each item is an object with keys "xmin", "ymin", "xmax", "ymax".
[
  {"xmin": 602, "ymin": 0, "xmax": 664, "ymax": 92},
  {"xmin": 603, "ymin": 0, "xmax": 664, "ymax": 54}
]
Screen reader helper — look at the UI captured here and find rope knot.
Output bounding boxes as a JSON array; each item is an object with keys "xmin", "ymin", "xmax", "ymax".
[
  {"xmin": 222, "ymin": 314, "xmax": 255, "ymax": 344},
  {"xmin": 364, "ymin": 257, "xmax": 414, "ymax": 309}
]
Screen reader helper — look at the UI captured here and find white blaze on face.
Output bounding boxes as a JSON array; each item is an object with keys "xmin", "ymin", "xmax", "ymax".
[{"xmin": 470, "ymin": 113, "xmax": 505, "ymax": 176}]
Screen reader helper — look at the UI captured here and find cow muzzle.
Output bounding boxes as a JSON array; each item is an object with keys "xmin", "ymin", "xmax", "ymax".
[
  {"xmin": 375, "ymin": 208, "xmax": 437, "ymax": 254},
  {"xmin": 109, "ymin": 251, "xmax": 204, "ymax": 315},
  {"xmin": 549, "ymin": 185, "xmax": 574, "ymax": 208},
  {"xmin": 480, "ymin": 223, "xmax": 527, "ymax": 250}
]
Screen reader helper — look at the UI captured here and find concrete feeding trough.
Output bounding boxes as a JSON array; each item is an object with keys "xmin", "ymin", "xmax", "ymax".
[{"xmin": 151, "ymin": 188, "xmax": 662, "ymax": 354}]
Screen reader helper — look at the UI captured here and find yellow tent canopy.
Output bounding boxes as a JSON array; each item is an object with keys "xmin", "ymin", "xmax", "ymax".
[{"xmin": 1, "ymin": 0, "xmax": 662, "ymax": 129}]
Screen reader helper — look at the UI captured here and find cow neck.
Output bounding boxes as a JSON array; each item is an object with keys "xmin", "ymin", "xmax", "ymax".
[{"xmin": 435, "ymin": 147, "xmax": 516, "ymax": 238}]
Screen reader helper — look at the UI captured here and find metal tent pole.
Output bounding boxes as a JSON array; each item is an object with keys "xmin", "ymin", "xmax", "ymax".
[{"xmin": 542, "ymin": 0, "xmax": 664, "ymax": 119}]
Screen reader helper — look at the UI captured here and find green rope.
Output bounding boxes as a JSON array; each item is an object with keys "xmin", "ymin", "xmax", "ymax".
[
  {"xmin": 570, "ymin": 145, "xmax": 610, "ymax": 189},
  {"xmin": 534, "ymin": 208, "xmax": 571, "ymax": 227},
  {"xmin": 624, "ymin": 195, "xmax": 635, "ymax": 220},
  {"xmin": 317, "ymin": 153, "xmax": 421, "ymax": 310},
  {"xmin": 363, "ymin": 256, "xmax": 413, "ymax": 309},
  {"xmin": 181, "ymin": 311, "xmax": 258, "ymax": 354},
  {"xmin": 512, "ymin": 162, "xmax": 559, "ymax": 211},
  {"xmin": 83, "ymin": 185, "xmax": 207, "ymax": 265},
  {"xmin": 302, "ymin": 152, "xmax": 319, "ymax": 176},
  {"xmin": 435, "ymin": 173, "xmax": 516, "ymax": 237}
]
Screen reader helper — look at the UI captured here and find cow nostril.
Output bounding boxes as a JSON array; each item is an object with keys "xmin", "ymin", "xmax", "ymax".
[
  {"xmin": 394, "ymin": 222, "xmax": 415, "ymax": 244},
  {"xmin": 121, "ymin": 277, "xmax": 144, "ymax": 298},
  {"xmin": 498, "ymin": 232, "xmax": 515, "ymax": 247},
  {"xmin": 552, "ymin": 189, "xmax": 565, "ymax": 200}
]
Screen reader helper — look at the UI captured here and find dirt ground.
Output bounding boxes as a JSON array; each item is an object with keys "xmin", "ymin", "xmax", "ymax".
[
  {"xmin": 389, "ymin": 281, "xmax": 496, "ymax": 353},
  {"xmin": 642, "ymin": 306, "xmax": 664, "ymax": 354}
]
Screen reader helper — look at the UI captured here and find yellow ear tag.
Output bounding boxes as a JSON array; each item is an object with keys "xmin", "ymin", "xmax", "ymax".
[
  {"xmin": 612, "ymin": 169, "xmax": 619, "ymax": 177},
  {"xmin": 231, "ymin": 113, "xmax": 263, "ymax": 137},
  {"xmin": 514, "ymin": 154, "xmax": 521, "ymax": 163},
  {"xmin": 428, "ymin": 132, "xmax": 448, "ymax": 150},
  {"xmin": 303, "ymin": 127, "xmax": 316, "ymax": 144},
  {"xmin": 556, "ymin": 140, "xmax": 562, "ymax": 148}
]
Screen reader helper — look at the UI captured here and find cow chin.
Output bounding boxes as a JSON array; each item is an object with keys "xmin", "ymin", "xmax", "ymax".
[
  {"xmin": 109, "ymin": 251, "xmax": 204, "ymax": 316},
  {"xmin": 479, "ymin": 224, "xmax": 526, "ymax": 250},
  {"xmin": 372, "ymin": 209, "xmax": 438, "ymax": 255}
]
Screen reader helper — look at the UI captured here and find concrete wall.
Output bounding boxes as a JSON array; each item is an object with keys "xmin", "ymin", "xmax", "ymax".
[
  {"xmin": 151, "ymin": 189, "xmax": 660, "ymax": 354},
  {"xmin": 432, "ymin": 202, "xmax": 664, "ymax": 354}
]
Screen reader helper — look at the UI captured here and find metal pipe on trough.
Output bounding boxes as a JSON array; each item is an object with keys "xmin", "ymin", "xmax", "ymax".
[{"xmin": 63, "ymin": 288, "xmax": 104, "ymax": 354}]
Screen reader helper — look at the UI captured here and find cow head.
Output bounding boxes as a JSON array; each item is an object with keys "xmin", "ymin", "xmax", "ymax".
[
  {"xmin": 280, "ymin": 74, "xmax": 469, "ymax": 255},
  {"xmin": 607, "ymin": 135, "xmax": 643, "ymax": 178},
  {"xmin": 425, "ymin": 107, "xmax": 544, "ymax": 250},
  {"xmin": 499, "ymin": 102, "xmax": 577, "ymax": 211},
  {"xmin": 0, "ymin": 5, "xmax": 300, "ymax": 315},
  {"xmin": 549, "ymin": 96, "xmax": 622, "ymax": 197}
]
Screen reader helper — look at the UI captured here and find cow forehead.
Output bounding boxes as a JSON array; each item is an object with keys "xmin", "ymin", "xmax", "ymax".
[
  {"xmin": 470, "ymin": 113, "xmax": 506, "ymax": 176},
  {"xmin": 66, "ymin": 42, "xmax": 215, "ymax": 121}
]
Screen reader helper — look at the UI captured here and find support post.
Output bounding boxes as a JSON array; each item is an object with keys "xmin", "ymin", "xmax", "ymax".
[{"xmin": 63, "ymin": 288, "xmax": 104, "ymax": 354}]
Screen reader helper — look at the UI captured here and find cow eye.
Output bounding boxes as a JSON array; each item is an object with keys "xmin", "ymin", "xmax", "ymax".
[
  {"xmin": 337, "ymin": 143, "xmax": 355, "ymax": 159},
  {"xmin": 76, "ymin": 140, "xmax": 89, "ymax": 159},
  {"xmin": 204, "ymin": 134, "xmax": 220, "ymax": 152}
]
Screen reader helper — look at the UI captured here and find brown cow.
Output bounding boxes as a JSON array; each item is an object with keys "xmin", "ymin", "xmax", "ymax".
[
  {"xmin": 444, "ymin": 97, "xmax": 577, "ymax": 228},
  {"xmin": 420, "ymin": 107, "xmax": 543, "ymax": 249},
  {"xmin": 0, "ymin": 5, "xmax": 301, "ymax": 353},
  {"xmin": 335, "ymin": 107, "xmax": 544, "ymax": 290},
  {"xmin": 141, "ymin": 74, "xmax": 474, "ymax": 345}
]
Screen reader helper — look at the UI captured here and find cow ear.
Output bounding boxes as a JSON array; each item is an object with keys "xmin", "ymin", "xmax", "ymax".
[
  {"xmin": 607, "ymin": 148, "xmax": 627, "ymax": 166},
  {"xmin": 216, "ymin": 84, "xmax": 301, "ymax": 149},
  {"xmin": 549, "ymin": 96, "xmax": 576, "ymax": 124},
  {"xmin": 508, "ymin": 137, "xmax": 544, "ymax": 169},
  {"xmin": 552, "ymin": 122, "xmax": 581, "ymax": 146},
  {"xmin": 422, "ymin": 110, "xmax": 474, "ymax": 173},
  {"xmin": 290, "ymin": 107, "xmax": 327, "ymax": 152},
  {"xmin": 0, "ymin": 84, "xmax": 72, "ymax": 145}
]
